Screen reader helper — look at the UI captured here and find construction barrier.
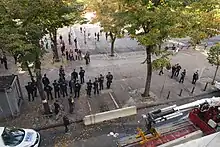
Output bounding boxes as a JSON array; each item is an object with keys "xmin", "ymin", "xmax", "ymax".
[{"xmin": 83, "ymin": 106, "xmax": 137, "ymax": 125}]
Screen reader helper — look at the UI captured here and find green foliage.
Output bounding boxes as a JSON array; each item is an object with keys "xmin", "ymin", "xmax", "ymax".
[
  {"xmin": 88, "ymin": 0, "xmax": 125, "ymax": 39},
  {"xmin": 207, "ymin": 43, "xmax": 220, "ymax": 66}
]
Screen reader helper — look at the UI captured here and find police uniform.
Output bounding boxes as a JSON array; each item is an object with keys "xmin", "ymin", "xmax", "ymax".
[
  {"xmin": 74, "ymin": 81, "xmax": 81, "ymax": 98},
  {"xmin": 42, "ymin": 75, "xmax": 50, "ymax": 87},
  {"xmin": 93, "ymin": 79, "xmax": 99, "ymax": 95},
  {"xmin": 25, "ymin": 82, "xmax": 34, "ymax": 101},
  {"xmin": 71, "ymin": 70, "xmax": 78, "ymax": 81},
  {"xmin": 106, "ymin": 73, "xmax": 113, "ymax": 89},
  {"xmin": 53, "ymin": 81, "xmax": 60, "ymax": 98},
  {"xmin": 79, "ymin": 68, "xmax": 85, "ymax": 84},
  {"xmin": 86, "ymin": 80, "xmax": 93, "ymax": 97},
  {"xmin": 98, "ymin": 75, "xmax": 104, "ymax": 90},
  {"xmin": 44, "ymin": 85, "xmax": 53, "ymax": 100},
  {"xmin": 60, "ymin": 81, "xmax": 68, "ymax": 97}
]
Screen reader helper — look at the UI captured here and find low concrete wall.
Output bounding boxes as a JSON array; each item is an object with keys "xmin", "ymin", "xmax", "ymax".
[{"xmin": 84, "ymin": 106, "xmax": 137, "ymax": 125}]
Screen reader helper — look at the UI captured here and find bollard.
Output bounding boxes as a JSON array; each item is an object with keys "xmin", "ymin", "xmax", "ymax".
[
  {"xmin": 203, "ymin": 82, "xmax": 208, "ymax": 91},
  {"xmin": 191, "ymin": 87, "xmax": 195, "ymax": 94},
  {"xmin": 179, "ymin": 89, "xmax": 183, "ymax": 96},
  {"xmin": 167, "ymin": 91, "xmax": 170, "ymax": 99}
]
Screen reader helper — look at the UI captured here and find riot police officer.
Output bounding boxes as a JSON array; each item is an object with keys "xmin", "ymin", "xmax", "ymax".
[
  {"xmin": 42, "ymin": 74, "xmax": 50, "ymax": 87},
  {"xmin": 98, "ymin": 74, "xmax": 104, "ymax": 90},
  {"xmin": 71, "ymin": 69, "xmax": 78, "ymax": 81},
  {"xmin": 86, "ymin": 80, "xmax": 92, "ymax": 97},
  {"xmin": 74, "ymin": 80, "xmax": 81, "ymax": 98},
  {"xmin": 25, "ymin": 82, "xmax": 34, "ymax": 101},
  {"xmin": 44, "ymin": 84, "xmax": 53, "ymax": 100},
  {"xmin": 31, "ymin": 79, "xmax": 37, "ymax": 97},
  {"xmin": 53, "ymin": 80, "xmax": 60, "ymax": 98},
  {"xmin": 93, "ymin": 78, "xmax": 99, "ymax": 95},
  {"xmin": 106, "ymin": 72, "xmax": 113, "ymax": 89},
  {"xmin": 79, "ymin": 67, "xmax": 85, "ymax": 84},
  {"xmin": 69, "ymin": 79, "xmax": 75, "ymax": 94},
  {"xmin": 60, "ymin": 81, "xmax": 68, "ymax": 97}
]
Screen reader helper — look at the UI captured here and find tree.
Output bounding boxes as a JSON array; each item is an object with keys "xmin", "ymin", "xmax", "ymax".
[
  {"xmin": 88, "ymin": 0, "xmax": 125, "ymax": 56},
  {"xmin": 119, "ymin": 0, "xmax": 182, "ymax": 97},
  {"xmin": 22, "ymin": 0, "xmax": 84, "ymax": 61},
  {"xmin": 207, "ymin": 43, "xmax": 220, "ymax": 85},
  {"xmin": 0, "ymin": 0, "xmax": 51, "ymax": 114}
]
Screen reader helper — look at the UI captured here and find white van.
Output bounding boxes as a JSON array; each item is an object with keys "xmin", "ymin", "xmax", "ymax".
[{"xmin": 0, "ymin": 127, "xmax": 40, "ymax": 147}]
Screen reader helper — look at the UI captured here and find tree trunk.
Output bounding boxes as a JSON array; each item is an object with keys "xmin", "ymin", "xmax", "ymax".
[
  {"xmin": 109, "ymin": 32, "xmax": 116, "ymax": 57},
  {"xmin": 25, "ymin": 61, "xmax": 34, "ymax": 82},
  {"xmin": 50, "ymin": 29, "xmax": 59, "ymax": 62},
  {"xmin": 212, "ymin": 65, "xmax": 219, "ymax": 85},
  {"xmin": 142, "ymin": 46, "xmax": 153, "ymax": 97},
  {"xmin": 35, "ymin": 57, "xmax": 51, "ymax": 114},
  {"xmin": 110, "ymin": 38, "xmax": 116, "ymax": 57}
]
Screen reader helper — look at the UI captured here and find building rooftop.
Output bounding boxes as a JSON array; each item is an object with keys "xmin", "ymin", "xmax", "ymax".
[{"xmin": 0, "ymin": 75, "xmax": 16, "ymax": 91}]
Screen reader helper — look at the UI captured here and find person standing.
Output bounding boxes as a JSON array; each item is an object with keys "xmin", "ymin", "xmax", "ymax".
[
  {"xmin": 88, "ymin": 32, "xmax": 91, "ymax": 39},
  {"xmin": 68, "ymin": 97, "xmax": 74, "ymax": 114},
  {"xmin": 74, "ymin": 80, "xmax": 81, "ymax": 98},
  {"xmin": 25, "ymin": 82, "xmax": 34, "ymax": 102},
  {"xmin": 171, "ymin": 64, "xmax": 177, "ymax": 78},
  {"xmin": 86, "ymin": 80, "xmax": 92, "ymax": 97},
  {"xmin": 93, "ymin": 78, "xmax": 99, "ymax": 95},
  {"xmin": 44, "ymin": 84, "xmax": 53, "ymax": 100},
  {"xmin": 98, "ymin": 74, "xmax": 104, "ymax": 90},
  {"xmin": 61, "ymin": 42, "xmax": 65, "ymax": 56},
  {"xmin": 69, "ymin": 79, "xmax": 75, "ymax": 94},
  {"xmin": 77, "ymin": 49, "xmax": 82, "ymax": 60},
  {"xmin": 74, "ymin": 38, "xmax": 77, "ymax": 49},
  {"xmin": 106, "ymin": 72, "xmax": 113, "ymax": 89},
  {"xmin": 65, "ymin": 50, "xmax": 69, "ymax": 60},
  {"xmin": 97, "ymin": 32, "xmax": 100, "ymax": 41},
  {"xmin": 192, "ymin": 70, "xmax": 199, "ymax": 84},
  {"xmin": 42, "ymin": 74, "xmax": 50, "ymax": 87},
  {"xmin": 79, "ymin": 67, "xmax": 85, "ymax": 84},
  {"xmin": 80, "ymin": 27, "xmax": 82, "ymax": 33},
  {"xmin": 63, "ymin": 115, "xmax": 70, "ymax": 133},
  {"xmin": 60, "ymin": 81, "xmax": 68, "ymax": 97},
  {"xmin": 54, "ymin": 100, "xmax": 60, "ymax": 115},
  {"xmin": 69, "ymin": 49, "xmax": 74, "ymax": 61},
  {"xmin": 53, "ymin": 80, "xmax": 60, "ymax": 98},
  {"xmin": 179, "ymin": 69, "xmax": 186, "ymax": 83},
  {"xmin": 68, "ymin": 32, "xmax": 71, "ymax": 45},
  {"xmin": 94, "ymin": 32, "xmax": 97, "ymax": 40},
  {"xmin": 31, "ymin": 79, "xmax": 37, "ymax": 97},
  {"xmin": 175, "ymin": 64, "xmax": 181, "ymax": 77},
  {"xmin": 71, "ymin": 69, "xmax": 78, "ymax": 81},
  {"xmin": 105, "ymin": 32, "xmax": 108, "ymax": 40}
]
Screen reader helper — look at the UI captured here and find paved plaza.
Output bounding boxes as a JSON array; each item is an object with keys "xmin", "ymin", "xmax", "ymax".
[{"xmin": 0, "ymin": 24, "xmax": 220, "ymax": 147}]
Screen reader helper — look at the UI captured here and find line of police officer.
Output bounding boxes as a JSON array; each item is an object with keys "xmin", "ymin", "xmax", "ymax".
[{"xmin": 26, "ymin": 65, "xmax": 114, "ymax": 102}]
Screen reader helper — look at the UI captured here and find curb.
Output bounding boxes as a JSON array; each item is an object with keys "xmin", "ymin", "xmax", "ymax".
[
  {"xmin": 136, "ymin": 90, "xmax": 220, "ymax": 110},
  {"xmin": 35, "ymin": 91, "xmax": 220, "ymax": 131}
]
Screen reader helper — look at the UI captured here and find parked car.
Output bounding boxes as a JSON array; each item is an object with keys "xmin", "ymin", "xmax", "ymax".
[{"xmin": 0, "ymin": 127, "xmax": 40, "ymax": 147}]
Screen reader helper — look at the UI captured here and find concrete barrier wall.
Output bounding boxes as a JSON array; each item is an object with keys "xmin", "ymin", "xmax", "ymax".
[{"xmin": 84, "ymin": 106, "xmax": 137, "ymax": 125}]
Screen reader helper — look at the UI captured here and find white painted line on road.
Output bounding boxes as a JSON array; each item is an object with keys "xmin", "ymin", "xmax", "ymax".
[
  {"xmin": 104, "ymin": 54, "xmax": 109, "ymax": 60},
  {"xmin": 128, "ymin": 86, "xmax": 132, "ymax": 91},
  {"xmin": 108, "ymin": 92, "xmax": 119, "ymax": 109},
  {"xmin": 87, "ymin": 100, "xmax": 92, "ymax": 113}
]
